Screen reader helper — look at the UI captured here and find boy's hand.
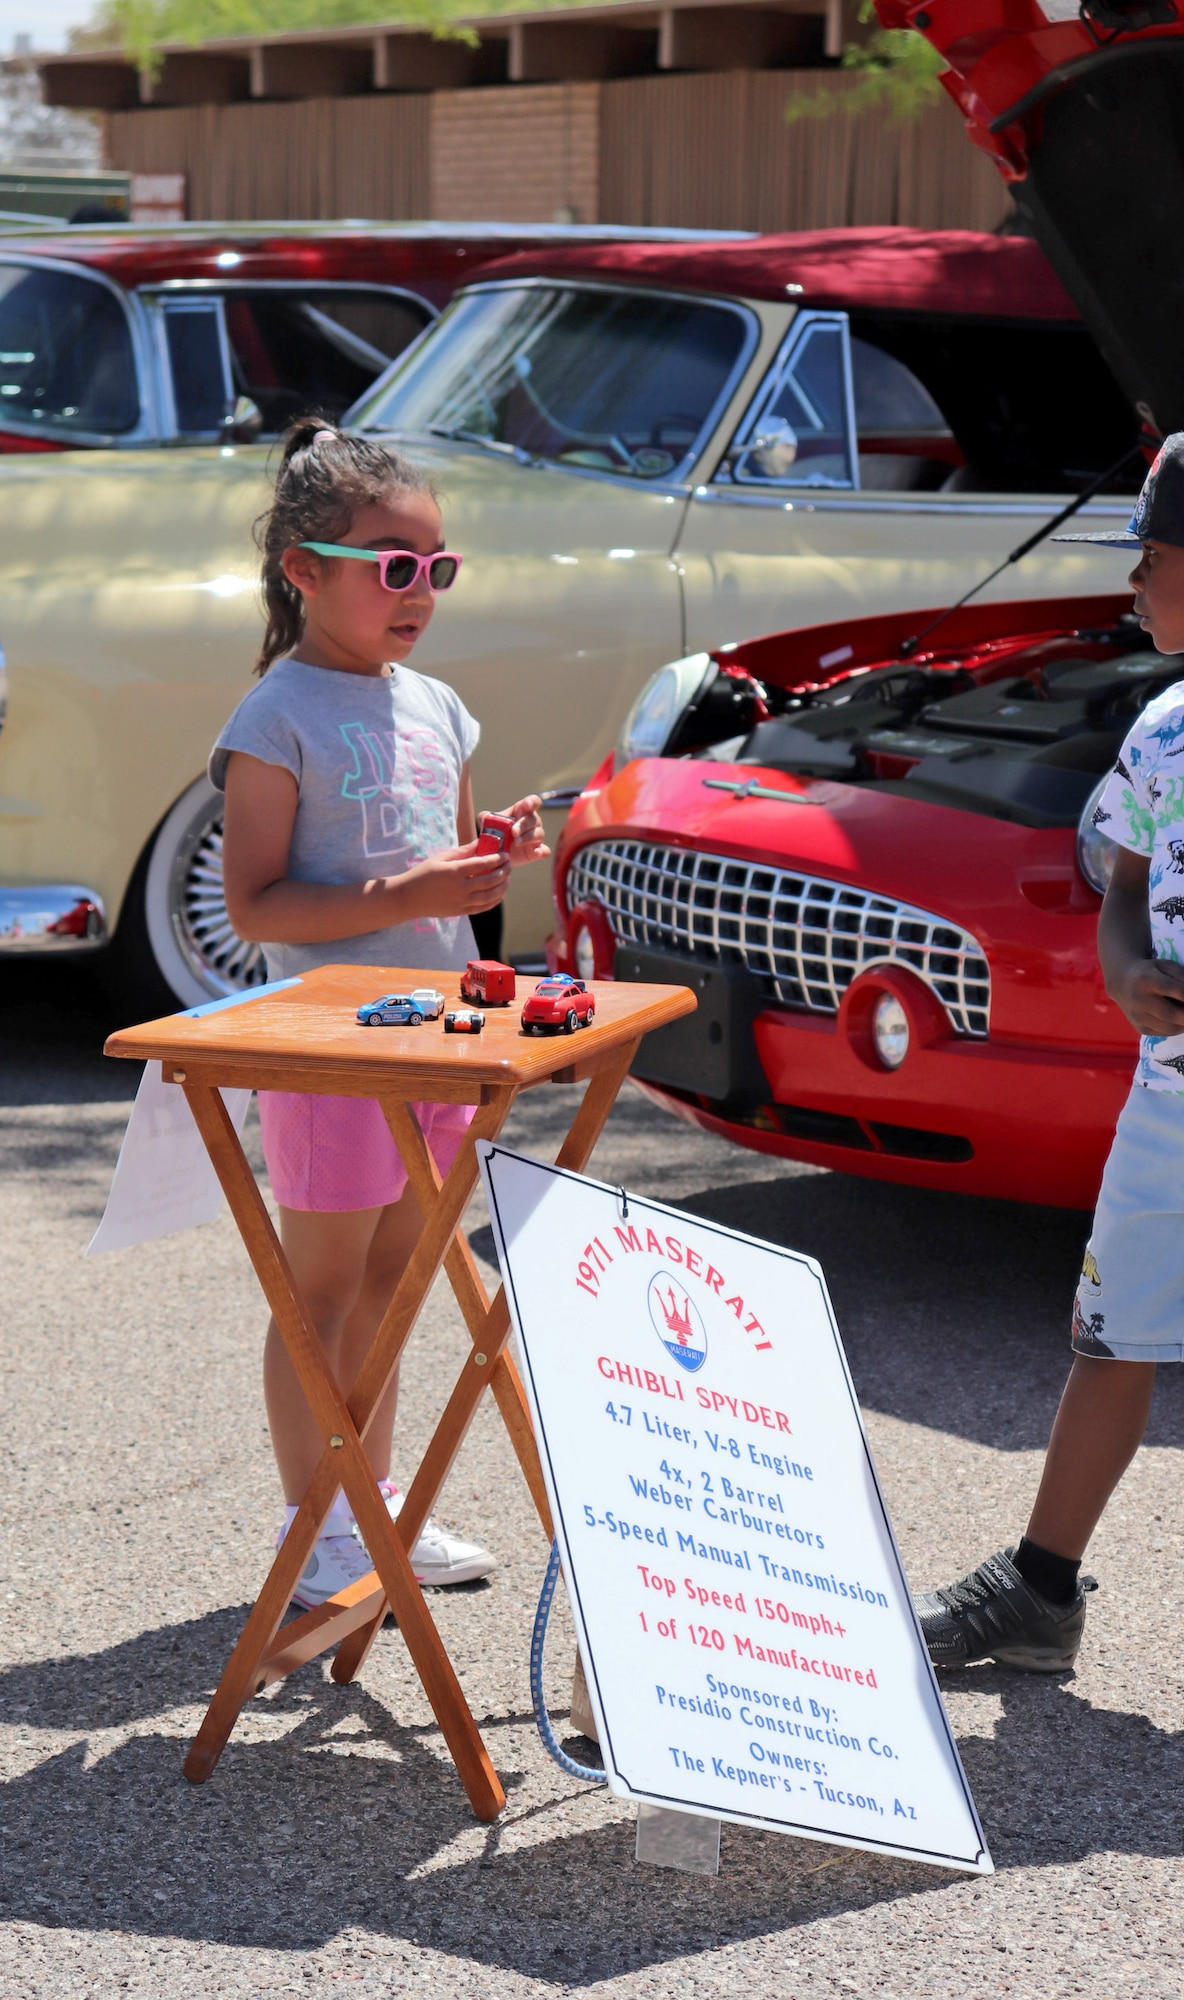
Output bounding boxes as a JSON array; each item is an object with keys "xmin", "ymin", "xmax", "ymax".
[
  {"xmin": 494, "ymin": 795, "xmax": 550, "ymax": 867},
  {"xmin": 1108, "ymin": 956, "xmax": 1184, "ymax": 1037}
]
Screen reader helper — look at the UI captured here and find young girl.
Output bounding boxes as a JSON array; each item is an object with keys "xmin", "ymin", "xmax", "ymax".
[{"xmin": 209, "ymin": 419, "xmax": 547, "ymax": 1608}]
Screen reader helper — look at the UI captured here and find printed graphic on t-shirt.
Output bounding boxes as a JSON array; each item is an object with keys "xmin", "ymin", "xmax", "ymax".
[
  {"xmin": 339, "ymin": 720, "xmax": 455, "ymax": 864},
  {"xmin": 1099, "ymin": 681, "xmax": 1184, "ymax": 1088}
]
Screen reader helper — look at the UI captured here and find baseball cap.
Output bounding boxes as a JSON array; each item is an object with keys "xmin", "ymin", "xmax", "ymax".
[{"xmin": 1054, "ymin": 432, "xmax": 1184, "ymax": 549}]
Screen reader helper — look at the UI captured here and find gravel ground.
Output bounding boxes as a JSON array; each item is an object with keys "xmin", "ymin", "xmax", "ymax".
[{"xmin": 2, "ymin": 963, "xmax": 1184, "ymax": 1998}]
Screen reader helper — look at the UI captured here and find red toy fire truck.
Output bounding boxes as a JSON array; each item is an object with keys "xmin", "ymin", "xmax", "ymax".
[{"xmin": 459, "ymin": 959, "xmax": 516, "ymax": 1006}]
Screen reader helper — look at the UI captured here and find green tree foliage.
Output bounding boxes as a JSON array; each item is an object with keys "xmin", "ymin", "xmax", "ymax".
[
  {"xmin": 787, "ymin": 18, "xmax": 944, "ymax": 123},
  {"xmin": 72, "ymin": 0, "xmax": 552, "ymax": 69}
]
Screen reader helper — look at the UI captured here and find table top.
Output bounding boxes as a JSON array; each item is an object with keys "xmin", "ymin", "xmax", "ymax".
[{"xmin": 105, "ymin": 965, "xmax": 697, "ymax": 1100}]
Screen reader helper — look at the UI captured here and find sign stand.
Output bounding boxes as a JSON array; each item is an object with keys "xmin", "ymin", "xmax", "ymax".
[
  {"xmin": 481, "ymin": 1141, "xmax": 992, "ymax": 1874},
  {"xmin": 637, "ymin": 1805, "xmax": 722, "ymax": 1876}
]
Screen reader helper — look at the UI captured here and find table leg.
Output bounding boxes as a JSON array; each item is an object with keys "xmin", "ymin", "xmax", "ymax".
[
  {"xmin": 331, "ymin": 1043, "xmax": 639, "ymax": 1688},
  {"xmin": 182, "ymin": 1083, "xmax": 516, "ymax": 1819}
]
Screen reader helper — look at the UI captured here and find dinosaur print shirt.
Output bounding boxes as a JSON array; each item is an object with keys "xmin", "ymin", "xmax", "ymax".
[
  {"xmin": 209, "ymin": 656, "xmax": 481, "ymax": 982},
  {"xmin": 1098, "ymin": 678, "xmax": 1184, "ymax": 1087}
]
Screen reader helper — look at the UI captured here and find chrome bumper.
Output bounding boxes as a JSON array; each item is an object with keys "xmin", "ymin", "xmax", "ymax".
[{"xmin": 0, "ymin": 884, "xmax": 107, "ymax": 952}]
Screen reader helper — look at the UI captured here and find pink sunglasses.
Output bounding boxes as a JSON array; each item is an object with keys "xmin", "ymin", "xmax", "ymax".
[{"xmin": 299, "ymin": 542, "xmax": 463, "ymax": 593}]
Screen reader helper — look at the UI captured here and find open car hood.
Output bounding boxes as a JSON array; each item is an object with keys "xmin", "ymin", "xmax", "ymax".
[{"xmin": 876, "ymin": 0, "xmax": 1184, "ymax": 435}]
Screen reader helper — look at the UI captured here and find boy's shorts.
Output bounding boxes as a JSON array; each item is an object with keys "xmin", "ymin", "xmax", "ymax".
[
  {"xmin": 258, "ymin": 1091, "xmax": 475, "ymax": 1212},
  {"xmin": 1073, "ymin": 1083, "xmax": 1184, "ymax": 1362}
]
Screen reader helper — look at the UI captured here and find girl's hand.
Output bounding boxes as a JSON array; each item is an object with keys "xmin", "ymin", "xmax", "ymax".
[
  {"xmin": 495, "ymin": 795, "xmax": 550, "ymax": 867},
  {"xmin": 397, "ymin": 842, "xmax": 511, "ymax": 918}
]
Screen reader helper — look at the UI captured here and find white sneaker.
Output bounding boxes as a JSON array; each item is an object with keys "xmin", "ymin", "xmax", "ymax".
[
  {"xmin": 288, "ymin": 1531, "xmax": 378, "ymax": 1611},
  {"xmin": 359, "ymin": 1480, "xmax": 497, "ymax": 1588}
]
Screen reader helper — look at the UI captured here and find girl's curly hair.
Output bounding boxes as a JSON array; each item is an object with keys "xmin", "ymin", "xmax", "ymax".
[{"xmin": 254, "ymin": 418, "xmax": 434, "ymax": 674}]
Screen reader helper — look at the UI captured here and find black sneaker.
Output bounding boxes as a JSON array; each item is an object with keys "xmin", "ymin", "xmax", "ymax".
[{"xmin": 914, "ymin": 1545, "xmax": 1092, "ymax": 1672}]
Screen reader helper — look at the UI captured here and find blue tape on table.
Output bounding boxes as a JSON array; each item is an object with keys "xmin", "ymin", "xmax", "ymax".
[{"xmin": 180, "ymin": 977, "xmax": 303, "ymax": 1019}]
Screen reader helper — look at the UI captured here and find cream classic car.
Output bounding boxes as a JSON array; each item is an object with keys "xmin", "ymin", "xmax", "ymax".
[{"xmin": 0, "ymin": 227, "xmax": 1136, "ymax": 1007}]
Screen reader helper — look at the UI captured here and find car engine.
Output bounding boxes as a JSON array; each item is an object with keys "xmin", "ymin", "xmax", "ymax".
[{"xmin": 671, "ymin": 622, "xmax": 1184, "ymax": 828}]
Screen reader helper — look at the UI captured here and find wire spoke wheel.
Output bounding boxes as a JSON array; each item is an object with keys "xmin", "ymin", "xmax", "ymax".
[
  {"xmin": 142, "ymin": 775, "xmax": 266, "ymax": 1006},
  {"xmin": 175, "ymin": 813, "xmax": 266, "ymax": 993}
]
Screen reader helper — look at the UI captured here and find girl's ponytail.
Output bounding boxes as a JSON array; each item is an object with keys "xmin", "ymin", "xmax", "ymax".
[{"xmin": 254, "ymin": 417, "xmax": 433, "ymax": 674}]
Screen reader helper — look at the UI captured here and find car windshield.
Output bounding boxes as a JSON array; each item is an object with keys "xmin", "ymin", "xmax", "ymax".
[
  {"xmin": 0, "ymin": 263, "xmax": 138, "ymax": 435},
  {"xmin": 353, "ymin": 283, "xmax": 752, "ymax": 480}
]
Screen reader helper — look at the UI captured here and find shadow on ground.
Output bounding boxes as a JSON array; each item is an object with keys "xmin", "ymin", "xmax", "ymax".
[{"xmin": 0, "ymin": 1610, "xmax": 1181, "ymax": 1965}]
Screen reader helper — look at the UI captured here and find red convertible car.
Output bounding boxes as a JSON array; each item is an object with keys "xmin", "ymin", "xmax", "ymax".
[
  {"xmin": 549, "ymin": 592, "xmax": 1145, "ymax": 1208},
  {"xmin": 545, "ymin": 0, "xmax": 1184, "ymax": 1213}
]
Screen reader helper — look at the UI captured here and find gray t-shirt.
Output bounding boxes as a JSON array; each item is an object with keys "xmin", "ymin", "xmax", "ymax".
[{"xmin": 209, "ymin": 656, "xmax": 481, "ymax": 981}]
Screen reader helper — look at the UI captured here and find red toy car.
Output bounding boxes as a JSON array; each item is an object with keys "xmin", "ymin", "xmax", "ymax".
[
  {"xmin": 476, "ymin": 812, "xmax": 516, "ymax": 856},
  {"xmin": 521, "ymin": 977, "xmax": 596, "ymax": 1035},
  {"xmin": 459, "ymin": 959, "xmax": 516, "ymax": 1005}
]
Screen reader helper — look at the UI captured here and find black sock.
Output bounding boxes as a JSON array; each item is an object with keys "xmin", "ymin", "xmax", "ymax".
[{"xmin": 1014, "ymin": 1536, "xmax": 1081, "ymax": 1605}]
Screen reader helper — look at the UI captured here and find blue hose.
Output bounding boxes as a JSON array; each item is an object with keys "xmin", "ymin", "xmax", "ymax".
[{"xmin": 530, "ymin": 1539, "xmax": 607, "ymax": 1785}]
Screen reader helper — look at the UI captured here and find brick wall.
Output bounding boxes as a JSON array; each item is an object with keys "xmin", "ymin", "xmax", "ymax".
[{"xmin": 429, "ymin": 82, "xmax": 599, "ymax": 222}]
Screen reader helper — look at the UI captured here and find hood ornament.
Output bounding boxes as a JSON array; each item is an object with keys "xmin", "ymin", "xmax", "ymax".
[{"xmin": 701, "ymin": 777, "xmax": 818, "ymax": 805}]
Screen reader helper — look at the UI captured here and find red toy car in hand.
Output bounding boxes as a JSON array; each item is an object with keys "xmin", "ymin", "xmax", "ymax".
[
  {"xmin": 521, "ymin": 977, "xmax": 595, "ymax": 1035},
  {"xmin": 476, "ymin": 813, "xmax": 516, "ymax": 856}
]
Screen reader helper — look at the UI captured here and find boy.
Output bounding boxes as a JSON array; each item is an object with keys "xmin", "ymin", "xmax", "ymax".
[{"xmin": 918, "ymin": 433, "xmax": 1184, "ymax": 1671}]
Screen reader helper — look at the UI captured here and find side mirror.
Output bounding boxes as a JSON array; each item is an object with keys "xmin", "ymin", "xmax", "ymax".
[
  {"xmin": 220, "ymin": 395, "xmax": 263, "ymax": 443},
  {"xmin": 730, "ymin": 418, "xmax": 799, "ymax": 478}
]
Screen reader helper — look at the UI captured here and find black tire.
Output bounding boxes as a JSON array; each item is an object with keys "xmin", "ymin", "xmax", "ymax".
[
  {"xmin": 408, "ymin": 1011, "xmax": 423, "ymax": 1026},
  {"xmin": 584, "ymin": 1006, "xmax": 595, "ymax": 1026},
  {"xmin": 365, "ymin": 1013, "xmax": 384, "ymax": 1026},
  {"xmin": 444, "ymin": 1019, "xmax": 455, "ymax": 1033},
  {"xmin": 564, "ymin": 1010, "xmax": 578, "ymax": 1034}
]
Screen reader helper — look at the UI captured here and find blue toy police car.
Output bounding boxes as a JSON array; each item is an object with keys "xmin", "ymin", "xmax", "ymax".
[{"xmin": 356, "ymin": 988, "xmax": 446, "ymax": 1027}]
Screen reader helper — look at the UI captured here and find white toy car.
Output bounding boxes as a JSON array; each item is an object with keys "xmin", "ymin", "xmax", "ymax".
[{"xmin": 443, "ymin": 1008, "xmax": 485, "ymax": 1034}]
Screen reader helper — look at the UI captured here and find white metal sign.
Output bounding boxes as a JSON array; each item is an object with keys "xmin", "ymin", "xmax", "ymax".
[{"xmin": 480, "ymin": 1142, "xmax": 991, "ymax": 1875}]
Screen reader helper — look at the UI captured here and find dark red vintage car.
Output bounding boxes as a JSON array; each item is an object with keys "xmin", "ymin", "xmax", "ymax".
[
  {"xmin": 0, "ymin": 222, "xmax": 729, "ymax": 452},
  {"xmin": 546, "ymin": 0, "xmax": 1184, "ymax": 1211}
]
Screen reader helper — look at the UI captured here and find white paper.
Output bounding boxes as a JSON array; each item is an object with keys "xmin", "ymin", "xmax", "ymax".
[
  {"xmin": 87, "ymin": 1063, "xmax": 251, "ymax": 1256},
  {"xmin": 480, "ymin": 1141, "xmax": 992, "ymax": 1875},
  {"xmin": 87, "ymin": 976, "xmax": 303, "ymax": 1256}
]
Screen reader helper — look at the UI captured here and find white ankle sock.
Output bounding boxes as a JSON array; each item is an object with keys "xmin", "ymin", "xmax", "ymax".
[{"xmin": 282, "ymin": 1493, "xmax": 350, "ymax": 1540}]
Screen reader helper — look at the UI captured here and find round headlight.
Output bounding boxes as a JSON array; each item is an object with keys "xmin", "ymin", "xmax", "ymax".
[
  {"xmin": 617, "ymin": 654, "xmax": 715, "ymax": 767},
  {"xmin": 573, "ymin": 923, "xmax": 596, "ymax": 982},
  {"xmin": 1077, "ymin": 773, "xmax": 1120, "ymax": 896},
  {"xmin": 872, "ymin": 993, "xmax": 909, "ymax": 1070}
]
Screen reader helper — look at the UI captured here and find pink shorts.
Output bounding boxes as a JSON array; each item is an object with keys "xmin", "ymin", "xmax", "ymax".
[{"xmin": 257, "ymin": 1092, "xmax": 476, "ymax": 1212}]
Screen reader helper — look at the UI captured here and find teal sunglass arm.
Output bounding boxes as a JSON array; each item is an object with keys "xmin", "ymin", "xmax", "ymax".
[{"xmin": 299, "ymin": 541, "xmax": 378, "ymax": 561}]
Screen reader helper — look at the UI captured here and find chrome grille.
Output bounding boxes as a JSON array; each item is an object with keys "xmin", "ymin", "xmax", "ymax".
[{"xmin": 566, "ymin": 838, "xmax": 991, "ymax": 1035}]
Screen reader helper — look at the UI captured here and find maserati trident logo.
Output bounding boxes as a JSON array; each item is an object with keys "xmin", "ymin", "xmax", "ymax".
[{"xmin": 647, "ymin": 1269, "xmax": 707, "ymax": 1373}]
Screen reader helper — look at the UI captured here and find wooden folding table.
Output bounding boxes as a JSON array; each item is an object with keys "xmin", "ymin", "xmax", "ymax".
[{"xmin": 105, "ymin": 964, "xmax": 695, "ymax": 1821}]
